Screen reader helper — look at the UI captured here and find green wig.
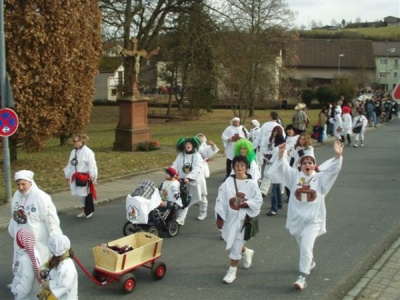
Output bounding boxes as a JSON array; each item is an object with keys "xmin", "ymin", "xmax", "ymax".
[
  {"xmin": 234, "ymin": 139, "xmax": 256, "ymax": 163},
  {"xmin": 176, "ymin": 137, "xmax": 201, "ymax": 153}
]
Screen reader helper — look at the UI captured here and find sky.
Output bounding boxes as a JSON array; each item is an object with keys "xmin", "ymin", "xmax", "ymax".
[{"xmin": 285, "ymin": 0, "xmax": 400, "ymax": 29}]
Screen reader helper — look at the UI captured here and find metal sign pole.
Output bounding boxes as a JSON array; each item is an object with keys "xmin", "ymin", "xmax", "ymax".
[{"xmin": 1, "ymin": 0, "xmax": 13, "ymax": 203}]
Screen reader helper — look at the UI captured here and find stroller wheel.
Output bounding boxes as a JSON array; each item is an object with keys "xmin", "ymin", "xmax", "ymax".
[
  {"xmin": 167, "ymin": 221, "xmax": 179, "ymax": 237},
  {"xmin": 147, "ymin": 226, "xmax": 159, "ymax": 236},
  {"xmin": 123, "ymin": 222, "xmax": 141, "ymax": 236}
]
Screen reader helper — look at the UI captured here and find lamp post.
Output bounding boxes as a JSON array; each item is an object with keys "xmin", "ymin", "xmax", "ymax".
[
  {"xmin": 337, "ymin": 54, "xmax": 344, "ymax": 78},
  {"xmin": 385, "ymin": 48, "xmax": 396, "ymax": 92}
]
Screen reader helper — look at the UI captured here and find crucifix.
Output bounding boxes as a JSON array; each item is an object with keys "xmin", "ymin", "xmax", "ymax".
[{"xmin": 120, "ymin": 37, "xmax": 160, "ymax": 96}]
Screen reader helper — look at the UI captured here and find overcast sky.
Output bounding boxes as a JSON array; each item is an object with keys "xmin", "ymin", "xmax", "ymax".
[{"xmin": 286, "ymin": 0, "xmax": 400, "ymax": 29}]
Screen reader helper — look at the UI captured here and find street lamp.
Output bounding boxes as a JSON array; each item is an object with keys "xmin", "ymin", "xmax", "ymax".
[
  {"xmin": 338, "ymin": 54, "xmax": 344, "ymax": 78},
  {"xmin": 385, "ymin": 48, "xmax": 396, "ymax": 92}
]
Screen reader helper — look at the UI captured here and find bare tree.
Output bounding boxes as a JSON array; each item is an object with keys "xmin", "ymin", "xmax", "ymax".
[{"xmin": 212, "ymin": 0, "xmax": 296, "ymax": 119}]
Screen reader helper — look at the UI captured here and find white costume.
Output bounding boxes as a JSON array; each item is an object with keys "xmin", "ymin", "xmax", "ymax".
[
  {"xmin": 268, "ymin": 155, "xmax": 342, "ymax": 275},
  {"xmin": 12, "ymin": 246, "xmax": 41, "ymax": 300},
  {"xmin": 47, "ymin": 234, "xmax": 78, "ymax": 300},
  {"xmin": 9, "ymin": 170, "xmax": 63, "ymax": 265},
  {"xmin": 341, "ymin": 113, "xmax": 353, "ymax": 136},
  {"xmin": 197, "ymin": 134, "xmax": 219, "ymax": 178},
  {"xmin": 48, "ymin": 259, "xmax": 78, "ymax": 300},
  {"xmin": 215, "ymin": 176, "xmax": 262, "ymax": 257},
  {"xmin": 64, "ymin": 144, "xmax": 98, "ymax": 200},
  {"xmin": 256, "ymin": 121, "xmax": 285, "ymax": 195},
  {"xmin": 248, "ymin": 120, "xmax": 260, "ymax": 150},
  {"xmin": 160, "ymin": 179, "xmax": 183, "ymax": 207},
  {"xmin": 330, "ymin": 108, "xmax": 343, "ymax": 140},
  {"xmin": 285, "ymin": 135, "xmax": 300, "ymax": 166},
  {"xmin": 221, "ymin": 119, "xmax": 249, "ymax": 161},
  {"xmin": 352, "ymin": 114, "xmax": 368, "ymax": 144},
  {"xmin": 172, "ymin": 150, "xmax": 205, "ymax": 224}
]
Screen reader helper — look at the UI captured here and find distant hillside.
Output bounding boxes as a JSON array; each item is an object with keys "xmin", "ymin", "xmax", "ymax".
[{"xmin": 298, "ymin": 27, "xmax": 400, "ymax": 41}]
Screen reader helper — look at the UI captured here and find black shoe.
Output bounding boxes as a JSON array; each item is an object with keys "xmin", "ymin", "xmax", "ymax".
[
  {"xmin": 278, "ymin": 205, "xmax": 283, "ymax": 209},
  {"xmin": 266, "ymin": 211, "xmax": 277, "ymax": 216}
]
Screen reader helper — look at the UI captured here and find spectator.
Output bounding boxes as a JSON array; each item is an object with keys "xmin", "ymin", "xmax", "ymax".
[
  {"xmin": 353, "ymin": 109, "xmax": 368, "ymax": 148},
  {"xmin": 292, "ymin": 103, "xmax": 309, "ymax": 134},
  {"xmin": 317, "ymin": 107, "xmax": 328, "ymax": 143}
]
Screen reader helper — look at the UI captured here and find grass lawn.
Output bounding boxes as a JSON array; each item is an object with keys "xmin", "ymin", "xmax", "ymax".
[{"xmin": 0, "ymin": 106, "xmax": 320, "ymax": 201}]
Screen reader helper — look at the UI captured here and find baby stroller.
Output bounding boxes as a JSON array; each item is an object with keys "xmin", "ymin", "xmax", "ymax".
[{"xmin": 123, "ymin": 179, "xmax": 180, "ymax": 238}]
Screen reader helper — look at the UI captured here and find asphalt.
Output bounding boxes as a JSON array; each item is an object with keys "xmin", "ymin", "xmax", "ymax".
[{"xmin": 1, "ymin": 128, "xmax": 399, "ymax": 300}]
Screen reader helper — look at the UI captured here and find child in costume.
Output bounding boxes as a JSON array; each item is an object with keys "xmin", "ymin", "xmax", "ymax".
[
  {"xmin": 11, "ymin": 228, "xmax": 42, "ymax": 300},
  {"xmin": 160, "ymin": 167, "xmax": 183, "ymax": 208},
  {"xmin": 39, "ymin": 234, "xmax": 78, "ymax": 300}
]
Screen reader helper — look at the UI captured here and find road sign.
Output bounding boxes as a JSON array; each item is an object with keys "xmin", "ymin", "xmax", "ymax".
[
  {"xmin": 0, "ymin": 108, "xmax": 19, "ymax": 137},
  {"xmin": 392, "ymin": 81, "xmax": 400, "ymax": 101}
]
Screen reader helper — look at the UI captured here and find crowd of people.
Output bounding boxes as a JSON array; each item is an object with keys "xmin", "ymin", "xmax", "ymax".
[{"xmin": 11, "ymin": 91, "xmax": 398, "ymax": 297}]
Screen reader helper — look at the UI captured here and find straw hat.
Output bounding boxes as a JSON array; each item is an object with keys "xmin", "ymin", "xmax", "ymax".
[{"xmin": 294, "ymin": 103, "xmax": 306, "ymax": 110}]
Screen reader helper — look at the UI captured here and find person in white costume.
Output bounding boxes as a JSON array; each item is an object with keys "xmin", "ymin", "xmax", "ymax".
[
  {"xmin": 221, "ymin": 117, "xmax": 249, "ymax": 179},
  {"xmin": 247, "ymin": 120, "xmax": 260, "ymax": 152},
  {"xmin": 256, "ymin": 112, "xmax": 285, "ymax": 197},
  {"xmin": 64, "ymin": 133, "xmax": 98, "ymax": 219},
  {"xmin": 11, "ymin": 229, "xmax": 42, "ymax": 300},
  {"xmin": 290, "ymin": 132, "xmax": 315, "ymax": 170},
  {"xmin": 268, "ymin": 140, "xmax": 343, "ymax": 290},
  {"xmin": 172, "ymin": 137, "xmax": 205, "ymax": 225},
  {"xmin": 330, "ymin": 107, "xmax": 344, "ymax": 141},
  {"xmin": 40, "ymin": 234, "xmax": 78, "ymax": 300},
  {"xmin": 233, "ymin": 139, "xmax": 261, "ymax": 183},
  {"xmin": 8, "ymin": 170, "xmax": 63, "ymax": 270},
  {"xmin": 352, "ymin": 109, "xmax": 368, "ymax": 147},
  {"xmin": 215, "ymin": 156, "xmax": 263, "ymax": 284},
  {"xmin": 341, "ymin": 106, "xmax": 353, "ymax": 146},
  {"xmin": 196, "ymin": 133, "xmax": 219, "ymax": 179},
  {"xmin": 160, "ymin": 167, "xmax": 183, "ymax": 208}
]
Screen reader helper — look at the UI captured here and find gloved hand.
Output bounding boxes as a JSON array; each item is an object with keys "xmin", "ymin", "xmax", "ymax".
[{"xmin": 216, "ymin": 219, "xmax": 224, "ymax": 229}]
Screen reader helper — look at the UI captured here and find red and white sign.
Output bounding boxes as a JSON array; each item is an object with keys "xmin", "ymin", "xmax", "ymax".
[
  {"xmin": 0, "ymin": 108, "xmax": 19, "ymax": 137},
  {"xmin": 392, "ymin": 81, "xmax": 400, "ymax": 101}
]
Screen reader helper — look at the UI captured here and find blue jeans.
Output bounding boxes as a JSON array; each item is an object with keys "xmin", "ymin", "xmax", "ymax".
[
  {"xmin": 317, "ymin": 126, "xmax": 325, "ymax": 142},
  {"xmin": 271, "ymin": 184, "xmax": 282, "ymax": 212}
]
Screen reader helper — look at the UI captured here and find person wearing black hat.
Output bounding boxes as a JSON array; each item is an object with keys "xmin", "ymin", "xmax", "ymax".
[{"xmin": 172, "ymin": 137, "xmax": 206, "ymax": 225}]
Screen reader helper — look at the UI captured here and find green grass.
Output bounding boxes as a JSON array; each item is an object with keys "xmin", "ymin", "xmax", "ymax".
[{"xmin": 0, "ymin": 106, "xmax": 319, "ymax": 202}]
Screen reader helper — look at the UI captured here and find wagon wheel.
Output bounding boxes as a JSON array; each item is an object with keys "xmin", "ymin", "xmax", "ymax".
[
  {"xmin": 147, "ymin": 226, "xmax": 159, "ymax": 236},
  {"xmin": 151, "ymin": 261, "xmax": 167, "ymax": 280},
  {"xmin": 119, "ymin": 273, "xmax": 136, "ymax": 294},
  {"xmin": 123, "ymin": 221, "xmax": 141, "ymax": 236},
  {"xmin": 92, "ymin": 269, "xmax": 108, "ymax": 283},
  {"xmin": 167, "ymin": 220, "xmax": 179, "ymax": 237}
]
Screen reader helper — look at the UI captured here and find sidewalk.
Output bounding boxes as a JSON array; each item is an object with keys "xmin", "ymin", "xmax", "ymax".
[{"xmin": 1, "ymin": 130, "xmax": 399, "ymax": 299}]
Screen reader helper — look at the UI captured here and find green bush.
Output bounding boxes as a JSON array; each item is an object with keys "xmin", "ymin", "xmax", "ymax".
[{"xmin": 136, "ymin": 140, "xmax": 160, "ymax": 151}]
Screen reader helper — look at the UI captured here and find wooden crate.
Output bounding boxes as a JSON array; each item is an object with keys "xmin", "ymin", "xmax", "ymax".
[{"xmin": 92, "ymin": 232, "xmax": 163, "ymax": 274}]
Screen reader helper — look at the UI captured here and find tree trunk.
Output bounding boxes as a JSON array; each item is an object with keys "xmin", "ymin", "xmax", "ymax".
[{"xmin": 59, "ymin": 135, "xmax": 69, "ymax": 146}]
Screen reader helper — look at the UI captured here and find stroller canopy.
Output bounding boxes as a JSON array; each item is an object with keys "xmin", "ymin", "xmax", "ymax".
[{"xmin": 131, "ymin": 179, "xmax": 157, "ymax": 199}]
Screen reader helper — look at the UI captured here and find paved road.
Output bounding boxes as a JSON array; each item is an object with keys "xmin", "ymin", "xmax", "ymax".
[{"xmin": 0, "ymin": 118, "xmax": 399, "ymax": 299}]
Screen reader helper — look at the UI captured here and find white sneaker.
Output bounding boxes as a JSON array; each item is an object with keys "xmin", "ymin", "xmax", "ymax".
[
  {"xmin": 293, "ymin": 275, "xmax": 307, "ymax": 290},
  {"xmin": 197, "ymin": 212, "xmax": 207, "ymax": 221},
  {"xmin": 86, "ymin": 212, "xmax": 93, "ymax": 219},
  {"xmin": 243, "ymin": 248, "xmax": 254, "ymax": 269},
  {"xmin": 76, "ymin": 212, "xmax": 85, "ymax": 218},
  {"xmin": 176, "ymin": 218, "xmax": 184, "ymax": 226},
  {"xmin": 223, "ymin": 267, "xmax": 237, "ymax": 284}
]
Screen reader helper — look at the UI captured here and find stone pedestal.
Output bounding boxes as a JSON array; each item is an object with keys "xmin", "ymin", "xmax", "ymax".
[{"xmin": 113, "ymin": 97, "xmax": 151, "ymax": 151}]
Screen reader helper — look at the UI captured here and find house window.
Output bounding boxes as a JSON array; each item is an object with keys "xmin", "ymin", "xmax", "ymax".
[
  {"xmin": 111, "ymin": 89, "xmax": 117, "ymax": 96},
  {"xmin": 394, "ymin": 72, "xmax": 398, "ymax": 78},
  {"xmin": 380, "ymin": 58, "xmax": 387, "ymax": 65},
  {"xmin": 379, "ymin": 72, "xmax": 387, "ymax": 78},
  {"xmin": 394, "ymin": 59, "xmax": 399, "ymax": 69}
]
